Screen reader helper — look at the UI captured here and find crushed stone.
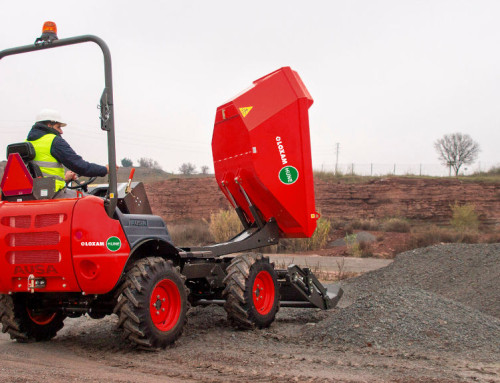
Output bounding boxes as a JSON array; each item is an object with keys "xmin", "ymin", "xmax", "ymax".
[
  {"xmin": 290, "ymin": 243, "xmax": 500, "ymax": 360},
  {"xmin": 340, "ymin": 243, "xmax": 500, "ymax": 318}
]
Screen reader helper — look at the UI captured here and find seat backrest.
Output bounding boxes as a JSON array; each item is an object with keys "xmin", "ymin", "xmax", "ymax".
[
  {"xmin": 6, "ymin": 142, "xmax": 42, "ymax": 178},
  {"xmin": 6, "ymin": 142, "xmax": 36, "ymax": 162}
]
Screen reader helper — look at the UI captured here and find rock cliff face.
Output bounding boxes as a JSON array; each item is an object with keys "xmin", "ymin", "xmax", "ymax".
[
  {"xmin": 314, "ymin": 177, "xmax": 500, "ymax": 226},
  {"xmin": 146, "ymin": 178, "xmax": 231, "ymax": 223},
  {"xmin": 146, "ymin": 177, "xmax": 500, "ymax": 226},
  {"xmin": 2, "ymin": 159, "xmax": 498, "ymax": 226}
]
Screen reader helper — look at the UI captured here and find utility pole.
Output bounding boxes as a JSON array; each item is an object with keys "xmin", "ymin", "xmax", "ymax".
[{"xmin": 335, "ymin": 142, "xmax": 339, "ymax": 175}]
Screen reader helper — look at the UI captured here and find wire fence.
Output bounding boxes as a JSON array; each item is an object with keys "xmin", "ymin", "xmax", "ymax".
[{"xmin": 316, "ymin": 162, "xmax": 499, "ymax": 177}]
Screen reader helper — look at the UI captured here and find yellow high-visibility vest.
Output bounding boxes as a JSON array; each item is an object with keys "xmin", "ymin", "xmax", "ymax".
[{"xmin": 28, "ymin": 134, "xmax": 65, "ymax": 191}]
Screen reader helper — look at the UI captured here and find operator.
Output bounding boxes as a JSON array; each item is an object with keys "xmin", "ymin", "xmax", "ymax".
[{"xmin": 27, "ymin": 109, "xmax": 109, "ymax": 198}]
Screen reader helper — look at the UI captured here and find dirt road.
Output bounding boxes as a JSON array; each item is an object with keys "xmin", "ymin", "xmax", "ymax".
[
  {"xmin": 268, "ymin": 255, "xmax": 392, "ymax": 274},
  {"xmin": 0, "ymin": 310, "xmax": 484, "ymax": 383},
  {"xmin": 1, "ymin": 246, "xmax": 499, "ymax": 383}
]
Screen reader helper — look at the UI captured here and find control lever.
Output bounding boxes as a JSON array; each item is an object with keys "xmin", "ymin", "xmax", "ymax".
[{"xmin": 125, "ymin": 168, "xmax": 135, "ymax": 194}]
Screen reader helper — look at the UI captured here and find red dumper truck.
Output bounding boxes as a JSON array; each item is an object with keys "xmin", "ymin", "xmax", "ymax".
[{"xmin": 0, "ymin": 22, "xmax": 342, "ymax": 348}]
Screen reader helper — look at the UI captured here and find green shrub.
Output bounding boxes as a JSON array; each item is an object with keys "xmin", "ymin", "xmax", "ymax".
[
  {"xmin": 209, "ymin": 209, "xmax": 243, "ymax": 243},
  {"xmin": 450, "ymin": 203, "xmax": 479, "ymax": 232},
  {"xmin": 345, "ymin": 233, "xmax": 361, "ymax": 257}
]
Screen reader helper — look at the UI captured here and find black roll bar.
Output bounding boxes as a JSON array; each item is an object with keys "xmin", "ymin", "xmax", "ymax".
[{"xmin": 0, "ymin": 35, "xmax": 118, "ymax": 218}]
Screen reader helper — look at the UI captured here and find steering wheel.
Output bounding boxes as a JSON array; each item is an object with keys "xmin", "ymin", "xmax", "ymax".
[{"xmin": 65, "ymin": 176, "xmax": 97, "ymax": 192}]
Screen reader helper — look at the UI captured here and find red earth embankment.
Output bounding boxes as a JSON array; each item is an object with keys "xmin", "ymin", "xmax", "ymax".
[{"xmin": 146, "ymin": 177, "xmax": 500, "ymax": 226}]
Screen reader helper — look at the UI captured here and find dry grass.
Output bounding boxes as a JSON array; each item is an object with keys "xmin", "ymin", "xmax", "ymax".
[
  {"xmin": 382, "ymin": 218, "xmax": 411, "ymax": 233},
  {"xmin": 278, "ymin": 217, "xmax": 332, "ymax": 253},
  {"xmin": 358, "ymin": 241, "xmax": 375, "ymax": 257},
  {"xmin": 406, "ymin": 225, "xmax": 480, "ymax": 249},
  {"xmin": 313, "ymin": 169, "xmax": 386, "ymax": 184},
  {"xmin": 169, "ymin": 220, "xmax": 214, "ymax": 246},
  {"xmin": 209, "ymin": 209, "xmax": 243, "ymax": 243},
  {"xmin": 345, "ymin": 217, "xmax": 410, "ymax": 233},
  {"xmin": 314, "ymin": 168, "xmax": 500, "ymax": 183},
  {"xmin": 168, "ymin": 205, "xmax": 492, "ymax": 257},
  {"xmin": 345, "ymin": 218, "xmax": 381, "ymax": 233},
  {"xmin": 199, "ymin": 209, "xmax": 333, "ymax": 253}
]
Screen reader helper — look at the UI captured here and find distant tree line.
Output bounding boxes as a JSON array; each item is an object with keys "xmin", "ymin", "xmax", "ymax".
[
  {"xmin": 120, "ymin": 157, "xmax": 162, "ymax": 170},
  {"xmin": 178, "ymin": 163, "xmax": 210, "ymax": 175},
  {"xmin": 120, "ymin": 157, "xmax": 210, "ymax": 175}
]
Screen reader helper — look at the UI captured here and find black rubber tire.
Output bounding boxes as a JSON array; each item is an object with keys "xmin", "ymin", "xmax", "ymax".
[
  {"xmin": 114, "ymin": 257, "xmax": 189, "ymax": 349},
  {"xmin": 0, "ymin": 294, "xmax": 65, "ymax": 342},
  {"xmin": 222, "ymin": 253, "xmax": 280, "ymax": 329}
]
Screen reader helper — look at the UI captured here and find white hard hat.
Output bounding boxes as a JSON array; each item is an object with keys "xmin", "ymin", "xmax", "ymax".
[{"xmin": 36, "ymin": 109, "xmax": 67, "ymax": 127}]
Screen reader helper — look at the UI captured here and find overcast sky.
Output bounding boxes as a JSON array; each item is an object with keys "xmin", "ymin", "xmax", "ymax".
[{"xmin": 1, "ymin": 0, "xmax": 499, "ymax": 175}]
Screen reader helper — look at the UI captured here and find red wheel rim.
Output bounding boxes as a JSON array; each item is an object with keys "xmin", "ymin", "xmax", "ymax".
[
  {"xmin": 27, "ymin": 309, "xmax": 56, "ymax": 326},
  {"xmin": 252, "ymin": 270, "xmax": 275, "ymax": 315},
  {"xmin": 150, "ymin": 279, "xmax": 181, "ymax": 332}
]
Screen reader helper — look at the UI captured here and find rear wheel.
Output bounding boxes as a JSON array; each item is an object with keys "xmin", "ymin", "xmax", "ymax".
[
  {"xmin": 223, "ymin": 253, "xmax": 280, "ymax": 329},
  {"xmin": 0, "ymin": 294, "xmax": 65, "ymax": 342},
  {"xmin": 114, "ymin": 257, "xmax": 189, "ymax": 348}
]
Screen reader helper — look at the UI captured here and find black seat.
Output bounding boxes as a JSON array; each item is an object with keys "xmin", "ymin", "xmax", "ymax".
[{"xmin": 6, "ymin": 142, "xmax": 43, "ymax": 178}]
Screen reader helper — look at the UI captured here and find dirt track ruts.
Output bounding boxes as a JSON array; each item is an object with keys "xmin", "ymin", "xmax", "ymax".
[{"xmin": 1, "ymin": 244, "xmax": 499, "ymax": 382}]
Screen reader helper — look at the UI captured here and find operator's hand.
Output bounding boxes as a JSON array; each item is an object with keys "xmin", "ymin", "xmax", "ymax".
[
  {"xmin": 64, "ymin": 171, "xmax": 78, "ymax": 182},
  {"xmin": 106, "ymin": 164, "xmax": 119, "ymax": 174}
]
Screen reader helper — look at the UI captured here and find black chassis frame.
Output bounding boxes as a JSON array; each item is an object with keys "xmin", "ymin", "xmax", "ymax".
[{"xmin": 178, "ymin": 221, "xmax": 343, "ymax": 310}]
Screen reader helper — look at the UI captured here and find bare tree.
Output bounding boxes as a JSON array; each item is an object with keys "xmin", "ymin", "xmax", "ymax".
[
  {"xmin": 200, "ymin": 165, "xmax": 209, "ymax": 174},
  {"xmin": 434, "ymin": 133, "xmax": 480, "ymax": 176},
  {"xmin": 178, "ymin": 162, "xmax": 196, "ymax": 175},
  {"xmin": 138, "ymin": 157, "xmax": 162, "ymax": 170}
]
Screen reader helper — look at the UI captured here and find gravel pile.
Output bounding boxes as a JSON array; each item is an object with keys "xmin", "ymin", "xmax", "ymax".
[
  {"xmin": 296, "ymin": 243, "xmax": 500, "ymax": 357},
  {"xmin": 301, "ymin": 286, "xmax": 500, "ymax": 354},
  {"xmin": 340, "ymin": 243, "xmax": 500, "ymax": 318}
]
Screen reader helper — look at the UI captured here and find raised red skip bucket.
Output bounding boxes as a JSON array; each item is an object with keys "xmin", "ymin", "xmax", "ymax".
[{"xmin": 212, "ymin": 67, "xmax": 318, "ymax": 238}]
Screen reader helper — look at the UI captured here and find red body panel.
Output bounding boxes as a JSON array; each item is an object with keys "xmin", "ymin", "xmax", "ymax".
[
  {"xmin": 0, "ymin": 196, "xmax": 130, "ymax": 295},
  {"xmin": 0, "ymin": 199, "xmax": 80, "ymax": 293},
  {"xmin": 212, "ymin": 67, "xmax": 317, "ymax": 238},
  {"xmin": 71, "ymin": 196, "xmax": 130, "ymax": 294}
]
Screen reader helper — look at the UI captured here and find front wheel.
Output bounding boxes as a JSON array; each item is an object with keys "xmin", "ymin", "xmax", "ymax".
[
  {"xmin": 0, "ymin": 294, "xmax": 65, "ymax": 342},
  {"xmin": 223, "ymin": 253, "xmax": 280, "ymax": 329},
  {"xmin": 114, "ymin": 257, "xmax": 189, "ymax": 348}
]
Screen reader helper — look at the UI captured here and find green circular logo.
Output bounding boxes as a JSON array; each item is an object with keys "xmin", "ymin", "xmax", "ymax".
[
  {"xmin": 279, "ymin": 166, "xmax": 299, "ymax": 185},
  {"xmin": 106, "ymin": 236, "xmax": 121, "ymax": 252}
]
